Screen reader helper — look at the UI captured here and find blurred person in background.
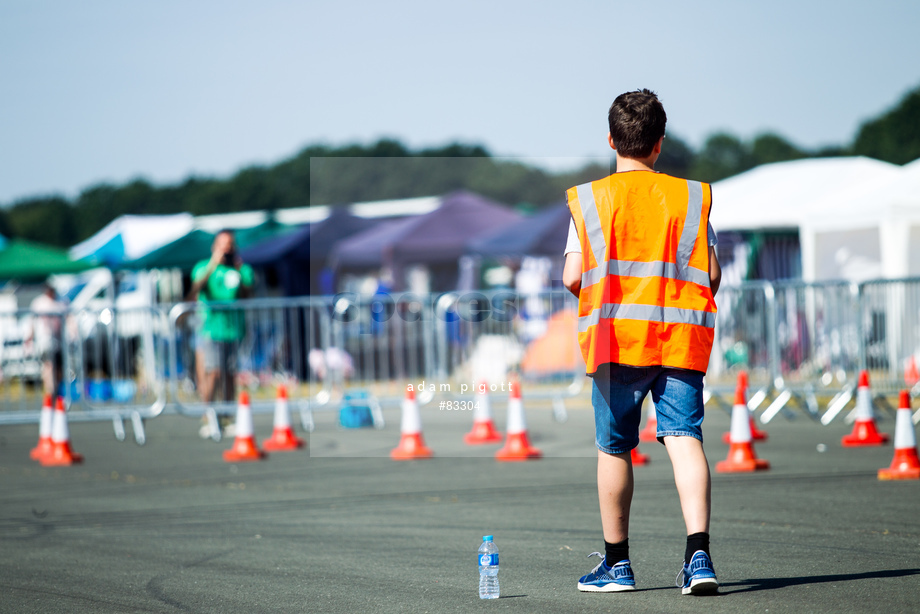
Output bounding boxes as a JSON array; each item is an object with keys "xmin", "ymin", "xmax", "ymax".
[
  {"xmin": 188, "ymin": 230, "xmax": 253, "ymax": 416},
  {"xmin": 27, "ymin": 284, "xmax": 66, "ymax": 396}
]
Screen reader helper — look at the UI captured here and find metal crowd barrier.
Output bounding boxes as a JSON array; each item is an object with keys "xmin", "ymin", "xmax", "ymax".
[
  {"xmin": 0, "ymin": 308, "xmax": 65, "ymax": 424},
  {"xmin": 433, "ymin": 289, "xmax": 585, "ymax": 422},
  {"xmin": 706, "ymin": 281, "xmax": 778, "ymax": 415},
  {"xmin": 167, "ymin": 297, "xmax": 330, "ymax": 438},
  {"xmin": 163, "ymin": 290, "xmax": 584, "ymax": 431},
  {"xmin": 0, "ymin": 306, "xmax": 167, "ymax": 443},
  {"xmin": 859, "ymin": 279, "xmax": 920, "ymax": 392},
  {"xmin": 767, "ymin": 278, "xmax": 920, "ymax": 425},
  {"xmin": 764, "ymin": 281, "xmax": 861, "ymax": 423},
  {"xmin": 853, "ymin": 279, "xmax": 920, "ymax": 427},
  {"xmin": 66, "ymin": 306, "xmax": 169, "ymax": 443},
  {"xmin": 327, "ymin": 292, "xmax": 437, "ymax": 417},
  {"xmin": 708, "ymin": 278, "xmax": 920, "ymax": 426},
  {"xmin": 4, "ymin": 277, "xmax": 920, "ymax": 441}
]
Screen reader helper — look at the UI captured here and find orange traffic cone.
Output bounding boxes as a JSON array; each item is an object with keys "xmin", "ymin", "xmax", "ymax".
[
  {"xmin": 391, "ymin": 387, "xmax": 433, "ymax": 460},
  {"xmin": 638, "ymin": 400, "xmax": 657, "ymax": 442},
  {"xmin": 716, "ymin": 385, "xmax": 769, "ymax": 473},
  {"xmin": 878, "ymin": 391, "xmax": 920, "ymax": 480},
  {"xmin": 223, "ymin": 391, "xmax": 266, "ymax": 462},
  {"xmin": 262, "ymin": 385, "xmax": 305, "ymax": 452},
  {"xmin": 905, "ymin": 357, "xmax": 919, "ymax": 387},
  {"xmin": 631, "ymin": 446, "xmax": 649, "ymax": 465},
  {"xmin": 40, "ymin": 397, "xmax": 84, "ymax": 466},
  {"xmin": 842, "ymin": 371, "xmax": 889, "ymax": 447},
  {"xmin": 496, "ymin": 381, "xmax": 542, "ymax": 461},
  {"xmin": 464, "ymin": 382, "xmax": 503, "ymax": 444},
  {"xmin": 722, "ymin": 371, "xmax": 766, "ymax": 443},
  {"xmin": 30, "ymin": 394, "xmax": 55, "ymax": 461}
]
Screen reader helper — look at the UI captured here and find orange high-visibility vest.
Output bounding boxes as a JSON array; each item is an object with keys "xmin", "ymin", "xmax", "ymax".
[{"xmin": 567, "ymin": 171, "xmax": 717, "ymax": 374}]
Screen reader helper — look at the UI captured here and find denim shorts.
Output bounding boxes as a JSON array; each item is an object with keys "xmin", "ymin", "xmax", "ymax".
[{"xmin": 591, "ymin": 363, "xmax": 705, "ymax": 454}]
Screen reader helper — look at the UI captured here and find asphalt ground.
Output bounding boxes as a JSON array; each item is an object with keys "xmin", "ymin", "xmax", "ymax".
[{"xmin": 1, "ymin": 393, "xmax": 919, "ymax": 613}]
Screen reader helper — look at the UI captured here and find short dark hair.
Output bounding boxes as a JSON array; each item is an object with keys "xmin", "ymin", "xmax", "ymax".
[{"xmin": 608, "ymin": 89, "xmax": 667, "ymax": 159}]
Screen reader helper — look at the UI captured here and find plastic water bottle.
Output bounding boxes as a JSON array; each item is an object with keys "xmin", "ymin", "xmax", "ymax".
[{"xmin": 478, "ymin": 535, "xmax": 500, "ymax": 599}]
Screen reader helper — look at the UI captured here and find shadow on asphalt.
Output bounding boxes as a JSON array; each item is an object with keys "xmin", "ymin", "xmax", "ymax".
[{"xmin": 720, "ymin": 568, "xmax": 920, "ymax": 594}]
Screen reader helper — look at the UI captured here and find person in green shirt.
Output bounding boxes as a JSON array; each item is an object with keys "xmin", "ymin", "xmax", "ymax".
[{"xmin": 189, "ymin": 229, "xmax": 254, "ymax": 405}]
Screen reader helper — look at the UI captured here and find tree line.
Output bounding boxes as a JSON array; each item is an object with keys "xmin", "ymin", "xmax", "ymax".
[{"xmin": 2, "ymin": 83, "xmax": 919, "ymax": 249}]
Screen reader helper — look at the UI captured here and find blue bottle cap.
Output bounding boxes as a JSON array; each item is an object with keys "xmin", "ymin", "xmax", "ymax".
[{"xmin": 483, "ymin": 535, "xmax": 493, "ymax": 541}]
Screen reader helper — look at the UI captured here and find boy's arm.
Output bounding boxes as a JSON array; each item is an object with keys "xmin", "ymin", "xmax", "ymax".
[
  {"xmin": 709, "ymin": 247, "xmax": 721, "ymax": 297},
  {"xmin": 563, "ymin": 252, "xmax": 582, "ymax": 297}
]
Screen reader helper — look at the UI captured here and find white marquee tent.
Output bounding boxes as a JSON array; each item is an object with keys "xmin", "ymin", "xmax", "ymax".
[
  {"xmin": 799, "ymin": 158, "xmax": 920, "ymax": 281},
  {"xmin": 709, "ymin": 157, "xmax": 908, "ymax": 282},
  {"xmin": 69, "ymin": 214, "xmax": 195, "ymax": 267}
]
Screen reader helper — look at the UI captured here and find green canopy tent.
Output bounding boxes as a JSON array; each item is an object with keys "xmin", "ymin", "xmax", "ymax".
[
  {"xmin": 234, "ymin": 218, "xmax": 296, "ymax": 249},
  {"xmin": 123, "ymin": 220, "xmax": 298, "ymax": 272},
  {"xmin": 124, "ymin": 229, "xmax": 217, "ymax": 271},
  {"xmin": 0, "ymin": 238, "xmax": 91, "ymax": 281}
]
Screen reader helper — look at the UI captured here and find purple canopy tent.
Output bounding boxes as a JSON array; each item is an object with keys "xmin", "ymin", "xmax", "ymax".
[
  {"xmin": 466, "ymin": 201, "xmax": 571, "ymax": 258},
  {"xmin": 330, "ymin": 191, "xmax": 521, "ymax": 290}
]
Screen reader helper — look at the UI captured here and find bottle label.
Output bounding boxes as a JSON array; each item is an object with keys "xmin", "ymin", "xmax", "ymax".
[{"xmin": 479, "ymin": 554, "xmax": 499, "ymax": 566}]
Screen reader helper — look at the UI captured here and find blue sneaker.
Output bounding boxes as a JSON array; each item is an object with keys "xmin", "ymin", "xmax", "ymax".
[
  {"xmin": 676, "ymin": 550, "xmax": 719, "ymax": 595},
  {"xmin": 577, "ymin": 552, "xmax": 636, "ymax": 592}
]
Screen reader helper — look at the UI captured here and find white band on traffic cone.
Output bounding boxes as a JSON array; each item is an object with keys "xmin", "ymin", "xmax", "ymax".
[
  {"xmin": 236, "ymin": 402, "xmax": 254, "ymax": 438},
  {"xmin": 854, "ymin": 386, "xmax": 873, "ymax": 421},
  {"xmin": 273, "ymin": 397, "xmax": 291, "ymax": 429},
  {"xmin": 39, "ymin": 404, "xmax": 53, "ymax": 438},
  {"xmin": 894, "ymin": 408, "xmax": 916, "ymax": 450},
  {"xmin": 400, "ymin": 395, "xmax": 422, "ymax": 435},
  {"xmin": 506, "ymin": 397, "xmax": 527, "ymax": 435},
  {"xmin": 473, "ymin": 385, "xmax": 491, "ymax": 423},
  {"xmin": 51, "ymin": 407, "xmax": 69, "ymax": 443},
  {"xmin": 729, "ymin": 402, "xmax": 752, "ymax": 444}
]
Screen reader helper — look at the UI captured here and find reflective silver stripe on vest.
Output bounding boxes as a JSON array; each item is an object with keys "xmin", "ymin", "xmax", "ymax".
[
  {"xmin": 577, "ymin": 182, "xmax": 607, "ymax": 268},
  {"xmin": 578, "ymin": 303, "xmax": 716, "ymax": 333},
  {"xmin": 581, "ymin": 258, "xmax": 711, "ymax": 288},
  {"xmin": 676, "ymin": 180, "xmax": 704, "ymax": 279}
]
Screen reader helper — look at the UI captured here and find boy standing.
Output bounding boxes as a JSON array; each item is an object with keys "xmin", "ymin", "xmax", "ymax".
[{"xmin": 562, "ymin": 89, "xmax": 722, "ymax": 595}]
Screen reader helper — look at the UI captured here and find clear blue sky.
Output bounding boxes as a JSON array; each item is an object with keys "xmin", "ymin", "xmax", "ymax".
[{"xmin": 1, "ymin": 0, "xmax": 919, "ymax": 205}]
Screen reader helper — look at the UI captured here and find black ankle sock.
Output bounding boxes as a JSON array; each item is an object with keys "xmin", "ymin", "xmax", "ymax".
[
  {"xmin": 685, "ymin": 532, "xmax": 710, "ymax": 564},
  {"xmin": 604, "ymin": 539, "xmax": 629, "ymax": 566}
]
